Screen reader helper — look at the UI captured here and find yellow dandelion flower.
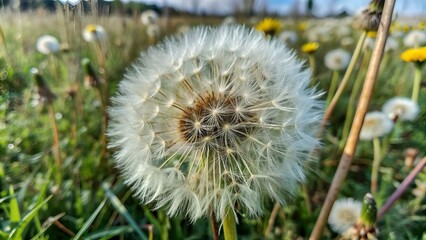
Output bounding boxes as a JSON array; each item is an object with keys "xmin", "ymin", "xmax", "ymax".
[
  {"xmin": 367, "ymin": 31, "xmax": 377, "ymax": 38},
  {"xmin": 298, "ymin": 21, "xmax": 308, "ymax": 32},
  {"xmin": 256, "ymin": 18, "xmax": 282, "ymax": 36},
  {"xmin": 301, "ymin": 42, "xmax": 319, "ymax": 54},
  {"xmin": 400, "ymin": 47, "xmax": 426, "ymax": 64}
]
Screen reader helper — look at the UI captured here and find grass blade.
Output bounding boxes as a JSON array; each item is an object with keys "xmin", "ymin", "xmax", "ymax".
[
  {"xmin": 83, "ymin": 226, "xmax": 134, "ymax": 240},
  {"xmin": 8, "ymin": 195, "xmax": 52, "ymax": 240},
  {"xmin": 102, "ymin": 182, "xmax": 147, "ymax": 240},
  {"xmin": 72, "ymin": 198, "xmax": 107, "ymax": 240}
]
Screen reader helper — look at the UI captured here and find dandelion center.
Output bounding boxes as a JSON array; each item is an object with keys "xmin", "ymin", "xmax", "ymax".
[{"xmin": 178, "ymin": 93, "xmax": 257, "ymax": 150}]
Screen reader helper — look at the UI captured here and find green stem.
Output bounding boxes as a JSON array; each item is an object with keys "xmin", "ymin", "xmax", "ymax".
[
  {"xmin": 320, "ymin": 31, "xmax": 367, "ymax": 130},
  {"xmin": 308, "ymin": 55, "xmax": 316, "ymax": 83},
  {"xmin": 223, "ymin": 209, "xmax": 237, "ymax": 240},
  {"xmin": 411, "ymin": 65, "xmax": 422, "ymax": 103},
  {"xmin": 371, "ymin": 137, "xmax": 381, "ymax": 196},
  {"xmin": 339, "ymin": 52, "xmax": 370, "ymax": 149},
  {"xmin": 326, "ymin": 70, "xmax": 339, "ymax": 106}
]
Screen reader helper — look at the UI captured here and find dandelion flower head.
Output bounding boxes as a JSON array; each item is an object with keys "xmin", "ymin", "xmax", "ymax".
[
  {"xmin": 382, "ymin": 97, "xmax": 419, "ymax": 121},
  {"xmin": 301, "ymin": 42, "xmax": 319, "ymax": 54},
  {"xmin": 141, "ymin": 10, "xmax": 159, "ymax": 25},
  {"xmin": 360, "ymin": 111, "xmax": 393, "ymax": 140},
  {"xmin": 278, "ymin": 30, "xmax": 298, "ymax": 45},
  {"xmin": 256, "ymin": 18, "xmax": 282, "ymax": 36},
  {"xmin": 324, "ymin": 49, "xmax": 351, "ymax": 71},
  {"xmin": 36, "ymin": 35, "xmax": 60, "ymax": 55},
  {"xmin": 328, "ymin": 198, "xmax": 362, "ymax": 234},
  {"xmin": 400, "ymin": 47, "xmax": 426, "ymax": 64},
  {"xmin": 82, "ymin": 24, "xmax": 106, "ymax": 43},
  {"xmin": 108, "ymin": 25, "xmax": 323, "ymax": 221}
]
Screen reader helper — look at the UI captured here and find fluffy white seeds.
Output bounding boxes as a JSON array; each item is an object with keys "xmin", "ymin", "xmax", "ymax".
[
  {"xmin": 140, "ymin": 10, "xmax": 159, "ymax": 25},
  {"xmin": 360, "ymin": 111, "xmax": 394, "ymax": 140},
  {"xmin": 108, "ymin": 25, "xmax": 323, "ymax": 222},
  {"xmin": 36, "ymin": 35, "xmax": 60, "ymax": 55},
  {"xmin": 324, "ymin": 49, "xmax": 351, "ymax": 71},
  {"xmin": 82, "ymin": 24, "xmax": 106, "ymax": 43},
  {"xmin": 328, "ymin": 198, "xmax": 362, "ymax": 234},
  {"xmin": 403, "ymin": 30, "xmax": 426, "ymax": 47},
  {"xmin": 279, "ymin": 31, "xmax": 298, "ymax": 45},
  {"xmin": 382, "ymin": 97, "xmax": 419, "ymax": 121}
]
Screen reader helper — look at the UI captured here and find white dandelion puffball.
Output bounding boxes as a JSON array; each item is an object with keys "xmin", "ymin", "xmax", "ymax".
[
  {"xmin": 382, "ymin": 97, "xmax": 419, "ymax": 121},
  {"xmin": 82, "ymin": 24, "xmax": 106, "ymax": 43},
  {"xmin": 328, "ymin": 198, "xmax": 362, "ymax": 234},
  {"xmin": 108, "ymin": 25, "xmax": 323, "ymax": 221},
  {"xmin": 324, "ymin": 49, "xmax": 351, "ymax": 71},
  {"xmin": 360, "ymin": 111, "xmax": 394, "ymax": 140},
  {"xmin": 403, "ymin": 30, "xmax": 426, "ymax": 47},
  {"xmin": 279, "ymin": 31, "xmax": 298, "ymax": 45},
  {"xmin": 146, "ymin": 24, "xmax": 161, "ymax": 38},
  {"xmin": 36, "ymin": 35, "xmax": 60, "ymax": 55},
  {"xmin": 141, "ymin": 10, "xmax": 159, "ymax": 25}
]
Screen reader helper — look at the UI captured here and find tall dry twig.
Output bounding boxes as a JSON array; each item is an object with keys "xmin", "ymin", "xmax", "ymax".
[{"xmin": 309, "ymin": 0, "xmax": 396, "ymax": 239}]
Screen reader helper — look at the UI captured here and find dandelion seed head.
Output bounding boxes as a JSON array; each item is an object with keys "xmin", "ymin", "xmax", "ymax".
[
  {"xmin": 140, "ymin": 10, "xmax": 159, "ymax": 25},
  {"xmin": 360, "ymin": 111, "xmax": 393, "ymax": 140},
  {"xmin": 108, "ymin": 25, "xmax": 323, "ymax": 221},
  {"xmin": 382, "ymin": 97, "xmax": 419, "ymax": 121},
  {"xmin": 36, "ymin": 35, "xmax": 60, "ymax": 55},
  {"xmin": 328, "ymin": 198, "xmax": 362, "ymax": 234},
  {"xmin": 324, "ymin": 49, "xmax": 351, "ymax": 71},
  {"xmin": 403, "ymin": 30, "xmax": 426, "ymax": 47},
  {"xmin": 82, "ymin": 24, "xmax": 106, "ymax": 43}
]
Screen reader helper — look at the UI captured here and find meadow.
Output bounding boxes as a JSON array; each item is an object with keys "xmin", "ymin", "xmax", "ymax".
[{"xmin": 0, "ymin": 2, "xmax": 425, "ymax": 240}]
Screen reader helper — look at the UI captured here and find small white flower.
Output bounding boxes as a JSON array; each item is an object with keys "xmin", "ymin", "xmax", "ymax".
[
  {"xmin": 324, "ymin": 49, "xmax": 351, "ymax": 71},
  {"xmin": 141, "ymin": 10, "xmax": 159, "ymax": 25},
  {"xmin": 109, "ymin": 25, "xmax": 323, "ymax": 222},
  {"xmin": 82, "ymin": 24, "xmax": 106, "ymax": 43},
  {"xmin": 278, "ymin": 30, "xmax": 298, "ymax": 44},
  {"xmin": 36, "ymin": 35, "xmax": 60, "ymax": 55},
  {"xmin": 403, "ymin": 30, "xmax": 426, "ymax": 47},
  {"xmin": 382, "ymin": 97, "xmax": 419, "ymax": 121},
  {"xmin": 360, "ymin": 111, "xmax": 394, "ymax": 140},
  {"xmin": 328, "ymin": 198, "xmax": 362, "ymax": 234}
]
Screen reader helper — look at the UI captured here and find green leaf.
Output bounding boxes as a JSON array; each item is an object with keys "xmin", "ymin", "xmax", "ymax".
[
  {"xmin": 9, "ymin": 186, "xmax": 21, "ymax": 224},
  {"xmin": 83, "ymin": 226, "xmax": 134, "ymax": 240},
  {"xmin": 8, "ymin": 195, "xmax": 52, "ymax": 240},
  {"xmin": 72, "ymin": 198, "xmax": 107, "ymax": 240},
  {"xmin": 102, "ymin": 182, "xmax": 147, "ymax": 240}
]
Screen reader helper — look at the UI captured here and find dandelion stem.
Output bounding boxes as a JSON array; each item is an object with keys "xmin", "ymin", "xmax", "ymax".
[
  {"xmin": 48, "ymin": 103, "xmax": 62, "ymax": 183},
  {"xmin": 309, "ymin": 0, "xmax": 395, "ymax": 238},
  {"xmin": 210, "ymin": 211, "xmax": 219, "ymax": 240},
  {"xmin": 411, "ymin": 65, "xmax": 422, "ymax": 102},
  {"xmin": 370, "ymin": 137, "xmax": 381, "ymax": 196},
  {"xmin": 264, "ymin": 202, "xmax": 281, "ymax": 239},
  {"xmin": 320, "ymin": 31, "xmax": 367, "ymax": 133},
  {"xmin": 223, "ymin": 209, "xmax": 237, "ymax": 240},
  {"xmin": 308, "ymin": 55, "xmax": 316, "ymax": 81},
  {"xmin": 326, "ymin": 70, "xmax": 340, "ymax": 106}
]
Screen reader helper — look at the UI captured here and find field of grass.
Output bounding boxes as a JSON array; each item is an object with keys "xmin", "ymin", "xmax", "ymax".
[{"xmin": 1, "ymin": 2, "xmax": 425, "ymax": 240}]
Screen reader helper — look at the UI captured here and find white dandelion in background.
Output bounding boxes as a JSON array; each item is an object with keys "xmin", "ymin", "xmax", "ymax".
[
  {"xmin": 278, "ymin": 30, "xmax": 298, "ymax": 45},
  {"xmin": 328, "ymin": 198, "xmax": 362, "ymax": 234},
  {"xmin": 382, "ymin": 97, "xmax": 419, "ymax": 121},
  {"xmin": 324, "ymin": 49, "xmax": 351, "ymax": 71},
  {"xmin": 360, "ymin": 111, "xmax": 394, "ymax": 140},
  {"xmin": 108, "ymin": 25, "xmax": 323, "ymax": 222},
  {"xmin": 140, "ymin": 10, "xmax": 159, "ymax": 25},
  {"xmin": 403, "ymin": 30, "xmax": 426, "ymax": 47},
  {"xmin": 36, "ymin": 35, "xmax": 60, "ymax": 55},
  {"xmin": 82, "ymin": 24, "xmax": 106, "ymax": 43}
]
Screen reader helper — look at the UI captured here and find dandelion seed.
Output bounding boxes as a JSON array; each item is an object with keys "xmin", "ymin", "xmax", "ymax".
[
  {"xmin": 382, "ymin": 97, "xmax": 419, "ymax": 121},
  {"xmin": 328, "ymin": 198, "xmax": 362, "ymax": 234},
  {"xmin": 108, "ymin": 25, "xmax": 323, "ymax": 222},
  {"xmin": 36, "ymin": 35, "xmax": 60, "ymax": 55},
  {"xmin": 360, "ymin": 112, "xmax": 393, "ymax": 140},
  {"xmin": 324, "ymin": 49, "xmax": 351, "ymax": 71}
]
